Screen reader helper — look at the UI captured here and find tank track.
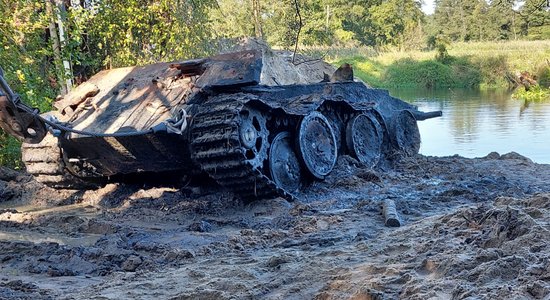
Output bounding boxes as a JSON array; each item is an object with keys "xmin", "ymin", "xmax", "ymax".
[
  {"xmin": 190, "ymin": 96, "xmax": 296, "ymax": 201},
  {"xmin": 21, "ymin": 134, "xmax": 93, "ymax": 189}
]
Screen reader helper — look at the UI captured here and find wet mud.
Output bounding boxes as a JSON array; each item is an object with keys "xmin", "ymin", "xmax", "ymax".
[{"xmin": 0, "ymin": 152, "xmax": 549, "ymax": 299}]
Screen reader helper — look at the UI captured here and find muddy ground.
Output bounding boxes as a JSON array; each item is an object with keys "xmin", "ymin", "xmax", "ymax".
[{"xmin": 0, "ymin": 152, "xmax": 549, "ymax": 299}]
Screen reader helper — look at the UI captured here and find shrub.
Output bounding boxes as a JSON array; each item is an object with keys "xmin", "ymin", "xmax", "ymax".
[
  {"xmin": 0, "ymin": 132, "xmax": 22, "ymax": 169},
  {"xmin": 472, "ymin": 55, "xmax": 510, "ymax": 87},
  {"xmin": 451, "ymin": 57, "xmax": 482, "ymax": 88},
  {"xmin": 435, "ymin": 43, "xmax": 452, "ymax": 64},
  {"xmin": 536, "ymin": 64, "xmax": 550, "ymax": 88},
  {"xmin": 384, "ymin": 58, "xmax": 454, "ymax": 89},
  {"xmin": 512, "ymin": 85, "xmax": 550, "ymax": 102}
]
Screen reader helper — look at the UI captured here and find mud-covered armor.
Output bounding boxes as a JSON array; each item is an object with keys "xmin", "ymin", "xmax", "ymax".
[{"xmin": 0, "ymin": 50, "xmax": 441, "ymax": 200}]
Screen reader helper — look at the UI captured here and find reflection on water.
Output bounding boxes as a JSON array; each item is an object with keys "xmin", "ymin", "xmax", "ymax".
[{"xmin": 388, "ymin": 88, "xmax": 550, "ymax": 164}]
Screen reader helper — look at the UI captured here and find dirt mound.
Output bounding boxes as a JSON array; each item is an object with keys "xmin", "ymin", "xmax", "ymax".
[
  {"xmin": 316, "ymin": 193, "xmax": 550, "ymax": 299},
  {"xmin": 0, "ymin": 167, "xmax": 35, "ymax": 204}
]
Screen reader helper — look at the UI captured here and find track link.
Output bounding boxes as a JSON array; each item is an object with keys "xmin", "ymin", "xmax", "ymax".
[
  {"xmin": 190, "ymin": 96, "xmax": 295, "ymax": 201},
  {"xmin": 22, "ymin": 134, "xmax": 92, "ymax": 189}
]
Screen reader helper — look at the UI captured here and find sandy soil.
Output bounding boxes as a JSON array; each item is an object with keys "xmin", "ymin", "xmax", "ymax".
[{"xmin": 0, "ymin": 152, "xmax": 549, "ymax": 300}]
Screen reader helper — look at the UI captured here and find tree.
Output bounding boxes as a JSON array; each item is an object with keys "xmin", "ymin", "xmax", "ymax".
[
  {"xmin": 433, "ymin": 0, "xmax": 479, "ymax": 41},
  {"xmin": 518, "ymin": 0, "xmax": 550, "ymax": 38},
  {"xmin": 368, "ymin": 0, "xmax": 424, "ymax": 47},
  {"xmin": 433, "ymin": 0, "xmax": 521, "ymax": 41},
  {"xmin": 486, "ymin": 0, "xmax": 516, "ymax": 40},
  {"xmin": 209, "ymin": 0, "xmax": 256, "ymax": 40},
  {"xmin": 0, "ymin": 0, "xmax": 58, "ymax": 168},
  {"xmin": 71, "ymin": 0, "xmax": 217, "ymax": 69},
  {"xmin": 0, "ymin": 0, "xmax": 57, "ymax": 110}
]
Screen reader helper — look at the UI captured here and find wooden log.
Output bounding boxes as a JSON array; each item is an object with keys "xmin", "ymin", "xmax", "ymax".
[
  {"xmin": 505, "ymin": 71, "xmax": 538, "ymax": 91},
  {"xmin": 383, "ymin": 199, "xmax": 402, "ymax": 227}
]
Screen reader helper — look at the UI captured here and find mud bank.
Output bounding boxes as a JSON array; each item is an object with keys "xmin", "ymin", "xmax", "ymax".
[{"xmin": 0, "ymin": 153, "xmax": 549, "ymax": 299}]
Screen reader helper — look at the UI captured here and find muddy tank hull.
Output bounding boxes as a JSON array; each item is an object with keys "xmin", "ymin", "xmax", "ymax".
[
  {"xmin": 184, "ymin": 81, "xmax": 430, "ymax": 200},
  {"xmin": 59, "ymin": 133, "xmax": 192, "ymax": 178},
  {"xmin": 36, "ymin": 80, "xmax": 430, "ymax": 199},
  {"xmin": 1, "ymin": 49, "xmax": 441, "ymax": 199}
]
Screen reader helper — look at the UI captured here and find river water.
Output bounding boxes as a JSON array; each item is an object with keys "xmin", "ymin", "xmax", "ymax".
[{"xmin": 388, "ymin": 88, "xmax": 550, "ymax": 164}]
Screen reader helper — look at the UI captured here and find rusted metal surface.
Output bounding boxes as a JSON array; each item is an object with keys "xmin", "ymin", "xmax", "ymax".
[
  {"xmin": 54, "ymin": 81, "xmax": 100, "ymax": 114},
  {"xmin": 0, "ymin": 75, "xmax": 46, "ymax": 143},
  {"xmin": 60, "ymin": 133, "xmax": 192, "ymax": 177},
  {"xmin": 64, "ymin": 50, "xmax": 263, "ymax": 136},
  {"xmin": 64, "ymin": 63, "xmax": 195, "ymax": 135},
  {"xmin": 1, "ymin": 50, "xmax": 443, "ymax": 199},
  {"xmin": 195, "ymin": 50, "xmax": 262, "ymax": 88}
]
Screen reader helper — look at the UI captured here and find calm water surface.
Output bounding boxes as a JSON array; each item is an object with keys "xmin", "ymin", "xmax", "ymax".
[{"xmin": 388, "ymin": 88, "xmax": 550, "ymax": 164}]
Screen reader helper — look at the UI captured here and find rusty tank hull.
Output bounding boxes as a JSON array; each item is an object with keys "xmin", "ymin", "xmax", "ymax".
[{"xmin": 2, "ymin": 50, "xmax": 441, "ymax": 200}]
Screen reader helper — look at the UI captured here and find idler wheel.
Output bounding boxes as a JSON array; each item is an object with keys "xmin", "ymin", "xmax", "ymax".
[
  {"xmin": 298, "ymin": 111, "xmax": 338, "ymax": 179},
  {"xmin": 346, "ymin": 114, "xmax": 382, "ymax": 167},
  {"xmin": 269, "ymin": 132, "xmax": 302, "ymax": 192},
  {"xmin": 239, "ymin": 108, "xmax": 269, "ymax": 168}
]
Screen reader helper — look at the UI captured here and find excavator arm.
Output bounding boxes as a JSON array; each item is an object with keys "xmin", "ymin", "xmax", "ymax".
[{"xmin": 0, "ymin": 67, "xmax": 47, "ymax": 144}]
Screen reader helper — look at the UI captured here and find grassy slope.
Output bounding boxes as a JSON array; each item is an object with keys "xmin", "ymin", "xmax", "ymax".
[{"xmin": 330, "ymin": 40, "xmax": 550, "ymax": 89}]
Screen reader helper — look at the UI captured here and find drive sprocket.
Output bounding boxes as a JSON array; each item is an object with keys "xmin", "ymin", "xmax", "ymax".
[{"xmin": 190, "ymin": 95, "xmax": 296, "ymax": 200}]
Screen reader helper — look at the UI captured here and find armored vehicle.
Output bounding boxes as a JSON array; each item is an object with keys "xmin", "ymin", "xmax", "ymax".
[{"xmin": 0, "ymin": 50, "xmax": 441, "ymax": 200}]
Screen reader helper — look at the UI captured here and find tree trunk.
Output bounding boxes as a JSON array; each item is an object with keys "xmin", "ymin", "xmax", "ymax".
[
  {"xmin": 252, "ymin": 0, "xmax": 263, "ymax": 38},
  {"xmin": 54, "ymin": 0, "xmax": 73, "ymax": 92},
  {"xmin": 325, "ymin": 5, "xmax": 330, "ymax": 33},
  {"xmin": 45, "ymin": 0, "xmax": 72, "ymax": 95},
  {"xmin": 45, "ymin": 0, "xmax": 65, "ymax": 95}
]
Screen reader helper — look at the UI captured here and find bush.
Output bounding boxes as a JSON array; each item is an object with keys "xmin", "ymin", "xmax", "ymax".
[
  {"xmin": 526, "ymin": 25, "xmax": 550, "ymax": 40},
  {"xmin": 435, "ymin": 43, "xmax": 452, "ymax": 64},
  {"xmin": 0, "ymin": 132, "xmax": 22, "ymax": 169},
  {"xmin": 472, "ymin": 55, "xmax": 510, "ymax": 87},
  {"xmin": 384, "ymin": 58, "xmax": 454, "ymax": 88},
  {"xmin": 426, "ymin": 35, "xmax": 437, "ymax": 51},
  {"xmin": 536, "ymin": 65, "xmax": 550, "ymax": 88},
  {"xmin": 512, "ymin": 85, "xmax": 550, "ymax": 102},
  {"xmin": 451, "ymin": 57, "xmax": 482, "ymax": 88}
]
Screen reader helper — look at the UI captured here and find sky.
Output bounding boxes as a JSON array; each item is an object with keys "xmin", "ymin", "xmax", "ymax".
[
  {"xmin": 421, "ymin": 0, "xmax": 436, "ymax": 15},
  {"xmin": 420, "ymin": 0, "xmax": 532, "ymax": 14}
]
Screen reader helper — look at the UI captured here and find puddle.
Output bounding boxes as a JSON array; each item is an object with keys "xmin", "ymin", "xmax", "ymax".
[{"xmin": 0, "ymin": 230, "xmax": 102, "ymax": 247}]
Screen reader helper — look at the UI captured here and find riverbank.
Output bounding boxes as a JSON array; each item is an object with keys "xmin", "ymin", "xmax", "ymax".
[{"xmin": 328, "ymin": 40, "xmax": 550, "ymax": 90}]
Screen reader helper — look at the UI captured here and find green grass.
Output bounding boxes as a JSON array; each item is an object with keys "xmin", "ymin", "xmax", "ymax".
[
  {"xmin": 334, "ymin": 55, "xmax": 482, "ymax": 89},
  {"xmin": 384, "ymin": 59, "xmax": 454, "ymax": 88},
  {"xmin": 332, "ymin": 56, "xmax": 385, "ymax": 87},
  {"xmin": 327, "ymin": 40, "xmax": 550, "ymax": 90},
  {"xmin": 447, "ymin": 40, "xmax": 550, "ymax": 72}
]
